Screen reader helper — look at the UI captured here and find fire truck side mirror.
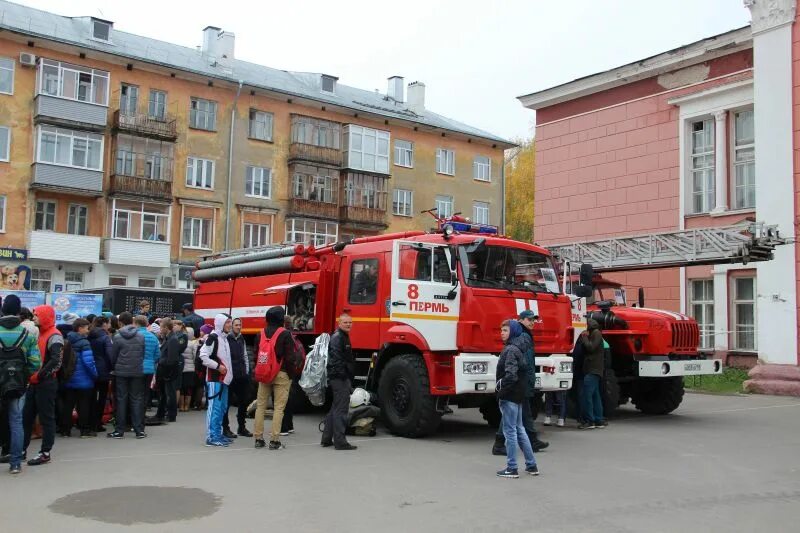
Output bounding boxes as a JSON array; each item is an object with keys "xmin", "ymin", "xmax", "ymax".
[
  {"xmin": 574, "ymin": 285, "xmax": 592, "ymax": 298},
  {"xmin": 579, "ymin": 263, "xmax": 594, "ymax": 286}
]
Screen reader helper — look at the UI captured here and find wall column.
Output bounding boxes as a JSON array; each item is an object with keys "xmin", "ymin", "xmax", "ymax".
[{"xmin": 711, "ymin": 110, "xmax": 729, "ymax": 214}]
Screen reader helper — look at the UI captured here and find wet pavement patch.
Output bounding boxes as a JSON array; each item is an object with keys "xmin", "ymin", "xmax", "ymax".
[{"xmin": 48, "ymin": 486, "xmax": 221, "ymax": 525}]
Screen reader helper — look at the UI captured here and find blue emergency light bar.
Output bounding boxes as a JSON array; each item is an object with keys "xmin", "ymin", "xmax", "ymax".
[{"xmin": 449, "ymin": 221, "xmax": 499, "ymax": 235}]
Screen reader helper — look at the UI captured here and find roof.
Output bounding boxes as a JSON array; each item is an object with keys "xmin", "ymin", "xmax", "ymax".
[
  {"xmin": 0, "ymin": 0, "xmax": 512, "ymax": 147},
  {"xmin": 518, "ymin": 25, "xmax": 752, "ymax": 110}
]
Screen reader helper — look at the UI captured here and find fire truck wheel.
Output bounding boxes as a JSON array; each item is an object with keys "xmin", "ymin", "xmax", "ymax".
[
  {"xmin": 378, "ymin": 354, "xmax": 441, "ymax": 437},
  {"xmin": 479, "ymin": 400, "xmax": 501, "ymax": 428},
  {"xmin": 602, "ymin": 369, "xmax": 620, "ymax": 415},
  {"xmin": 630, "ymin": 376, "xmax": 685, "ymax": 415}
]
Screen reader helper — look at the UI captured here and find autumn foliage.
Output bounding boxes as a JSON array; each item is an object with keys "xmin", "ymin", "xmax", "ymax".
[{"xmin": 504, "ymin": 138, "xmax": 535, "ymax": 243}]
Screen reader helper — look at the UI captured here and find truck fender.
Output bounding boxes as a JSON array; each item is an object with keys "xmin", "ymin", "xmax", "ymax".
[
  {"xmin": 368, "ymin": 325, "xmax": 430, "ymax": 391},
  {"xmin": 382, "ymin": 324, "xmax": 430, "ymax": 353}
]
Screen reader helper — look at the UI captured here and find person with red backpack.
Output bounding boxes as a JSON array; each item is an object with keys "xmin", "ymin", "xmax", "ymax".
[
  {"xmin": 198, "ymin": 313, "xmax": 233, "ymax": 447},
  {"xmin": 253, "ymin": 306, "xmax": 294, "ymax": 450}
]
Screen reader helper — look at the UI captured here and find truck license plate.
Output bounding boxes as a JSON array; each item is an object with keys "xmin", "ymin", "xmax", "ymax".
[{"xmin": 684, "ymin": 363, "xmax": 701, "ymax": 372}]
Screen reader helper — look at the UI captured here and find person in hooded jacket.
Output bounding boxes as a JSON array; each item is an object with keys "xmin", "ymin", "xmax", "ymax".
[
  {"xmin": 60, "ymin": 319, "xmax": 98, "ymax": 438},
  {"xmin": 88, "ymin": 316, "xmax": 113, "ymax": 433},
  {"xmin": 199, "ymin": 313, "xmax": 233, "ymax": 447},
  {"xmin": 253, "ymin": 307, "xmax": 293, "ymax": 450},
  {"xmin": 495, "ymin": 320, "xmax": 538, "ymax": 479},
  {"xmin": 134, "ymin": 315, "xmax": 160, "ymax": 410},
  {"xmin": 578, "ymin": 318, "xmax": 606, "ymax": 429},
  {"xmin": 154, "ymin": 318, "xmax": 185, "ymax": 423},
  {"xmin": 223, "ymin": 318, "xmax": 252, "ymax": 439},
  {"xmin": 180, "ymin": 326, "xmax": 197, "ymax": 412},
  {"xmin": 22, "ymin": 305, "xmax": 62, "ymax": 466},
  {"xmin": 108, "ymin": 312, "xmax": 147, "ymax": 439}
]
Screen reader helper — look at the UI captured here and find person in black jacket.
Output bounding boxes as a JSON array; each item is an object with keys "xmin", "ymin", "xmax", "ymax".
[
  {"xmin": 223, "ymin": 318, "xmax": 252, "ymax": 439},
  {"xmin": 321, "ymin": 313, "xmax": 357, "ymax": 451},
  {"xmin": 496, "ymin": 320, "xmax": 538, "ymax": 478},
  {"xmin": 253, "ymin": 306, "xmax": 293, "ymax": 450},
  {"xmin": 88, "ymin": 316, "xmax": 113, "ymax": 432},
  {"xmin": 578, "ymin": 318, "xmax": 605, "ymax": 429},
  {"xmin": 155, "ymin": 318, "xmax": 185, "ymax": 423}
]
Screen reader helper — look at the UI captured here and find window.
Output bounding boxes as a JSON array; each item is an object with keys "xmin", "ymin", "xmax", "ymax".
[
  {"xmin": 0, "ymin": 57, "xmax": 13, "ymax": 95},
  {"xmin": 92, "ymin": 20, "xmax": 112, "ymax": 42},
  {"xmin": 0, "ymin": 126, "xmax": 9, "ymax": 162},
  {"xmin": 183, "ymin": 217, "xmax": 212, "ymax": 249},
  {"xmin": 36, "ymin": 126, "xmax": 103, "ymax": 171},
  {"xmin": 186, "ymin": 157, "xmax": 215, "ymax": 189},
  {"xmin": 30, "ymin": 268, "xmax": 52, "ymax": 292},
  {"xmin": 349, "ymin": 258, "xmax": 379, "ymax": 304},
  {"xmin": 245, "ymin": 166, "xmax": 272, "ymax": 198},
  {"xmin": 734, "ymin": 109, "xmax": 755, "ymax": 210},
  {"xmin": 393, "ymin": 189, "xmax": 414, "ymax": 217},
  {"xmin": 243, "ymin": 223, "xmax": 270, "ymax": 248},
  {"xmin": 321, "ymin": 75, "xmax": 336, "ymax": 94},
  {"xmin": 435, "ymin": 195, "xmax": 453, "ymax": 218},
  {"xmin": 285, "ymin": 218, "xmax": 338, "ymax": 247},
  {"xmin": 691, "ymin": 119, "xmax": 715, "ymax": 213},
  {"xmin": 111, "ymin": 199, "xmax": 170, "ymax": 241},
  {"xmin": 344, "ymin": 125, "xmax": 390, "ymax": 174},
  {"xmin": 64, "ymin": 271, "xmax": 84, "ymax": 291},
  {"xmin": 115, "ymin": 134, "xmax": 174, "ymax": 180},
  {"xmin": 67, "ymin": 204, "xmax": 88, "ymax": 235},
  {"xmin": 0, "ymin": 195, "xmax": 6, "ymax": 232},
  {"xmin": 436, "ymin": 148, "xmax": 455, "ymax": 175},
  {"xmin": 35, "ymin": 201, "xmax": 56, "ymax": 231},
  {"xmin": 732, "ymin": 277, "xmax": 756, "ymax": 351},
  {"xmin": 394, "ymin": 140, "xmax": 414, "ymax": 168},
  {"xmin": 249, "ymin": 110, "xmax": 273, "ymax": 141},
  {"xmin": 149, "ymin": 90, "xmax": 167, "ymax": 120},
  {"xmin": 343, "ymin": 173, "xmax": 388, "ymax": 209},
  {"xmin": 690, "ymin": 279, "xmax": 714, "ymax": 350},
  {"xmin": 293, "ymin": 173, "xmax": 338, "ymax": 203},
  {"xmin": 37, "ymin": 59, "xmax": 109, "ymax": 106},
  {"xmin": 397, "ymin": 245, "xmax": 451, "ymax": 283},
  {"xmin": 474, "ymin": 155, "xmax": 491, "ymax": 181},
  {"xmin": 473, "ymin": 202, "xmax": 489, "ymax": 225},
  {"xmin": 108, "ymin": 275, "xmax": 127, "ymax": 287},
  {"xmin": 138, "ymin": 277, "xmax": 157, "ymax": 289},
  {"xmin": 120, "ymin": 83, "xmax": 138, "ymax": 115},
  {"xmin": 189, "ymin": 97, "xmax": 216, "ymax": 130},
  {"xmin": 291, "ymin": 116, "xmax": 341, "ymax": 148}
]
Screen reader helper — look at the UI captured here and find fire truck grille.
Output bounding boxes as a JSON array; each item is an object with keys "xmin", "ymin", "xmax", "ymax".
[{"xmin": 671, "ymin": 322, "xmax": 699, "ymax": 351}]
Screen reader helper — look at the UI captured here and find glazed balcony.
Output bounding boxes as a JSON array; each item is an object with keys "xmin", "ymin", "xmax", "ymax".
[{"xmin": 111, "ymin": 151, "xmax": 173, "ymax": 200}]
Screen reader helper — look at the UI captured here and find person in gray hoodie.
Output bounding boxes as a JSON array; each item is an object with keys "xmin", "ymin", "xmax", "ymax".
[{"xmin": 107, "ymin": 312, "xmax": 147, "ymax": 439}]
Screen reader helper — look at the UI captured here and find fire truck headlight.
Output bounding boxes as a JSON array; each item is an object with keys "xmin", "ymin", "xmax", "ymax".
[
  {"xmin": 559, "ymin": 361, "xmax": 572, "ymax": 373},
  {"xmin": 443, "ymin": 224, "xmax": 455, "ymax": 237},
  {"xmin": 463, "ymin": 362, "xmax": 488, "ymax": 374},
  {"xmin": 535, "ymin": 377, "xmax": 542, "ymax": 389}
]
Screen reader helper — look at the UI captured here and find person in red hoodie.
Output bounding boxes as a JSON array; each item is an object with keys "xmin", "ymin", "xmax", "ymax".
[{"xmin": 22, "ymin": 305, "xmax": 63, "ymax": 466}]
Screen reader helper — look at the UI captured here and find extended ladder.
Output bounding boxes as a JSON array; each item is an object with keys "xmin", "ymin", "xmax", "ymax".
[{"xmin": 546, "ymin": 222, "xmax": 786, "ymax": 273}]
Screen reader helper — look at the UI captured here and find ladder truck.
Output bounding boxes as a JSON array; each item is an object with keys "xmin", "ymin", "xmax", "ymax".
[{"xmin": 547, "ymin": 222, "xmax": 785, "ymax": 415}]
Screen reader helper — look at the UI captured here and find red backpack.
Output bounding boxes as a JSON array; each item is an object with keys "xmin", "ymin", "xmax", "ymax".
[{"xmin": 254, "ymin": 328, "xmax": 283, "ymax": 384}]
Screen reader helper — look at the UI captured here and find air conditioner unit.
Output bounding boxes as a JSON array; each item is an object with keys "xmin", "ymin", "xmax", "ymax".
[
  {"xmin": 19, "ymin": 52, "xmax": 36, "ymax": 67},
  {"xmin": 161, "ymin": 275, "xmax": 176, "ymax": 288}
]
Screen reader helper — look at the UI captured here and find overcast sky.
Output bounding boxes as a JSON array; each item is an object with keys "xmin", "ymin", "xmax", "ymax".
[{"xmin": 25, "ymin": 0, "xmax": 751, "ymax": 142}]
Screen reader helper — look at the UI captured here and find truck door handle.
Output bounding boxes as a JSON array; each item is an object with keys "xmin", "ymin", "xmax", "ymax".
[{"xmin": 392, "ymin": 301, "xmax": 407, "ymax": 306}]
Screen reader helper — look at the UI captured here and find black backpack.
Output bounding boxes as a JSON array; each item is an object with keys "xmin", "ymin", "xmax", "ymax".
[
  {"xmin": 57, "ymin": 340, "xmax": 76, "ymax": 384},
  {"xmin": 0, "ymin": 330, "xmax": 29, "ymax": 399}
]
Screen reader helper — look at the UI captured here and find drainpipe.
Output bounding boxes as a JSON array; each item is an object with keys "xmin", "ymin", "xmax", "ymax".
[{"xmin": 224, "ymin": 80, "xmax": 244, "ymax": 251}]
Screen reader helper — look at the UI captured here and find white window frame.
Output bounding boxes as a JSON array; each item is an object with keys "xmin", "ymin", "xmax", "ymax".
[
  {"xmin": 0, "ymin": 126, "xmax": 9, "ymax": 162},
  {"xmin": 36, "ymin": 58, "xmax": 109, "ymax": 106},
  {"xmin": 186, "ymin": 157, "xmax": 215, "ymax": 190},
  {"xmin": 731, "ymin": 276, "xmax": 757, "ymax": 352},
  {"xmin": 0, "ymin": 57, "xmax": 14, "ymax": 95},
  {"xmin": 111, "ymin": 199, "xmax": 171, "ymax": 242},
  {"xmin": 733, "ymin": 108, "xmax": 755, "ymax": 210},
  {"xmin": 392, "ymin": 189, "xmax": 414, "ymax": 217},
  {"xmin": 182, "ymin": 216, "xmax": 212, "ymax": 250},
  {"xmin": 435, "ymin": 195, "xmax": 454, "ymax": 218},
  {"xmin": 321, "ymin": 75, "xmax": 336, "ymax": 95},
  {"xmin": 36, "ymin": 125, "xmax": 104, "ymax": 171},
  {"xmin": 249, "ymin": 109, "xmax": 274, "ymax": 142},
  {"xmin": 285, "ymin": 218, "xmax": 338, "ymax": 247},
  {"xmin": 344, "ymin": 125, "xmax": 390, "ymax": 174},
  {"xmin": 473, "ymin": 155, "xmax": 491, "ymax": 182},
  {"xmin": 689, "ymin": 279, "xmax": 714, "ymax": 350},
  {"xmin": 67, "ymin": 203, "xmax": 88, "ymax": 236},
  {"xmin": 120, "ymin": 83, "xmax": 139, "ymax": 116},
  {"xmin": 0, "ymin": 195, "xmax": 6, "ymax": 233},
  {"xmin": 30, "ymin": 268, "xmax": 52, "ymax": 292},
  {"xmin": 64, "ymin": 271, "xmax": 84, "ymax": 291},
  {"xmin": 689, "ymin": 118, "xmax": 715, "ymax": 214},
  {"xmin": 436, "ymin": 148, "xmax": 455, "ymax": 176},
  {"xmin": 91, "ymin": 20, "xmax": 112, "ymax": 42},
  {"xmin": 245, "ymin": 166, "xmax": 272, "ymax": 199},
  {"xmin": 189, "ymin": 97, "xmax": 217, "ymax": 131},
  {"xmin": 35, "ymin": 200, "xmax": 56, "ymax": 231},
  {"xmin": 149, "ymin": 89, "xmax": 167, "ymax": 120},
  {"xmin": 108, "ymin": 275, "xmax": 127, "ymax": 286},
  {"xmin": 138, "ymin": 277, "xmax": 157, "ymax": 289},
  {"xmin": 394, "ymin": 140, "xmax": 414, "ymax": 168},
  {"xmin": 242, "ymin": 222, "xmax": 271, "ymax": 248},
  {"xmin": 473, "ymin": 201, "xmax": 490, "ymax": 225}
]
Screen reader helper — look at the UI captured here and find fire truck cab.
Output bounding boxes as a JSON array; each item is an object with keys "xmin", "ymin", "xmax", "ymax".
[{"xmin": 194, "ymin": 223, "xmax": 574, "ymax": 437}]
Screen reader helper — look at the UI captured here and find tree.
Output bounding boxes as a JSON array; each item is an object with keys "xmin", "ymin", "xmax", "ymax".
[{"xmin": 504, "ymin": 138, "xmax": 535, "ymax": 242}]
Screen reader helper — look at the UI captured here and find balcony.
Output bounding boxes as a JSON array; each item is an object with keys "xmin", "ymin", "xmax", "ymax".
[
  {"xmin": 339, "ymin": 205, "xmax": 388, "ymax": 227},
  {"xmin": 113, "ymin": 110, "xmax": 178, "ymax": 141},
  {"xmin": 288, "ymin": 143, "xmax": 343, "ymax": 167},
  {"xmin": 31, "ymin": 163, "xmax": 104, "ymax": 196},
  {"xmin": 105, "ymin": 239, "xmax": 171, "ymax": 268},
  {"xmin": 29, "ymin": 231, "xmax": 101, "ymax": 264},
  {"xmin": 289, "ymin": 198, "xmax": 339, "ymax": 220},
  {"xmin": 111, "ymin": 152, "xmax": 174, "ymax": 200},
  {"xmin": 34, "ymin": 94, "xmax": 107, "ymax": 131},
  {"xmin": 110, "ymin": 174, "xmax": 172, "ymax": 201}
]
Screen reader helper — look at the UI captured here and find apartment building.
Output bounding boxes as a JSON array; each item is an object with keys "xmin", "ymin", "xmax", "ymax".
[{"xmin": 0, "ymin": 1, "xmax": 511, "ymax": 293}]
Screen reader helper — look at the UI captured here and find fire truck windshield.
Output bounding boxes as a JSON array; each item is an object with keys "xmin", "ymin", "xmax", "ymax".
[{"xmin": 460, "ymin": 245, "xmax": 560, "ymax": 294}]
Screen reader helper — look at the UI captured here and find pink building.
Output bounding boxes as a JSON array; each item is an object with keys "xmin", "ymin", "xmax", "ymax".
[{"xmin": 520, "ymin": 0, "xmax": 800, "ymax": 392}]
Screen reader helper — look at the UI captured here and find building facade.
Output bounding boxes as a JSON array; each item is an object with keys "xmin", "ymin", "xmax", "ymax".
[
  {"xmin": 521, "ymin": 0, "xmax": 800, "ymax": 389},
  {"xmin": 0, "ymin": 1, "xmax": 510, "ymax": 294}
]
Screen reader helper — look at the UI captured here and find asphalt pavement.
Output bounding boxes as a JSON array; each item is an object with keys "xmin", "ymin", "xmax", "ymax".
[{"xmin": 1, "ymin": 392, "xmax": 799, "ymax": 533}]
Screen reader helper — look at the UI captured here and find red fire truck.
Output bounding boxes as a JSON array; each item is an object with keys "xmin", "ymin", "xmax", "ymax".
[{"xmin": 193, "ymin": 219, "xmax": 575, "ymax": 437}]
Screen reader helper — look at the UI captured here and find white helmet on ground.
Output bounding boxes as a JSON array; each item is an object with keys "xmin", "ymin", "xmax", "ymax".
[{"xmin": 350, "ymin": 388, "xmax": 370, "ymax": 408}]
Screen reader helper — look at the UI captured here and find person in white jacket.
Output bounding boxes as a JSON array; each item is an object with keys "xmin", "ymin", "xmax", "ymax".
[{"xmin": 199, "ymin": 313, "xmax": 233, "ymax": 447}]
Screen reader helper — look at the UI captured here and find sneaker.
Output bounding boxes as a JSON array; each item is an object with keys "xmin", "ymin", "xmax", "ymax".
[
  {"xmin": 496, "ymin": 467, "xmax": 519, "ymax": 479},
  {"xmin": 320, "ymin": 441, "xmax": 333, "ymax": 448},
  {"xmin": 107, "ymin": 431, "xmax": 124, "ymax": 439},
  {"xmin": 237, "ymin": 428, "xmax": 253, "ymax": 438},
  {"xmin": 578, "ymin": 422, "xmax": 595, "ymax": 430},
  {"xmin": 532, "ymin": 439, "xmax": 549, "ymax": 452},
  {"xmin": 268, "ymin": 441, "xmax": 284, "ymax": 450},
  {"xmin": 27, "ymin": 452, "xmax": 51, "ymax": 466},
  {"xmin": 556, "ymin": 418, "xmax": 565, "ymax": 427},
  {"xmin": 9, "ymin": 464, "xmax": 21, "ymax": 475},
  {"xmin": 223, "ymin": 429, "xmax": 238, "ymax": 439},
  {"xmin": 221, "ymin": 436, "xmax": 234, "ymax": 445},
  {"xmin": 279, "ymin": 431, "xmax": 290, "ymax": 436},
  {"xmin": 334, "ymin": 443, "xmax": 357, "ymax": 451},
  {"xmin": 525, "ymin": 465, "xmax": 540, "ymax": 476},
  {"xmin": 254, "ymin": 439, "xmax": 266, "ymax": 449},
  {"xmin": 288, "ymin": 429, "xmax": 295, "ymax": 434},
  {"xmin": 595, "ymin": 420, "xmax": 608, "ymax": 428},
  {"xmin": 135, "ymin": 432, "xmax": 147, "ymax": 439},
  {"xmin": 205, "ymin": 439, "xmax": 229, "ymax": 447},
  {"xmin": 543, "ymin": 416, "xmax": 552, "ymax": 426}
]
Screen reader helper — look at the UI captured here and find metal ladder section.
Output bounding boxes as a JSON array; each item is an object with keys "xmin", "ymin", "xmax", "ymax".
[{"xmin": 546, "ymin": 222, "xmax": 787, "ymax": 273}]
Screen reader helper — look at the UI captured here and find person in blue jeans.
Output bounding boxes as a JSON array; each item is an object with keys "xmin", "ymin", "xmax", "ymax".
[
  {"xmin": 578, "ymin": 318, "xmax": 606, "ymax": 429},
  {"xmin": 199, "ymin": 314, "xmax": 233, "ymax": 447},
  {"xmin": 495, "ymin": 320, "xmax": 539, "ymax": 478},
  {"xmin": 544, "ymin": 391, "xmax": 568, "ymax": 427}
]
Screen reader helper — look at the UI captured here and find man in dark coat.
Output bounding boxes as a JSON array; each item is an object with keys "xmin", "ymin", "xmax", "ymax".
[
  {"xmin": 223, "ymin": 318, "xmax": 252, "ymax": 439},
  {"xmin": 321, "ymin": 313, "xmax": 357, "ymax": 451}
]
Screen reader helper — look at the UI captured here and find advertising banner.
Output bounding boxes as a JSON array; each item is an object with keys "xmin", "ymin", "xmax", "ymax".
[
  {"xmin": 47, "ymin": 293, "xmax": 104, "ymax": 324},
  {"xmin": 0, "ymin": 290, "xmax": 46, "ymax": 310}
]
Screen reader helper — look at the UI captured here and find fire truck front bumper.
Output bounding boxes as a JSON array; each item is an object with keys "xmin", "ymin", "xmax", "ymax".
[
  {"xmin": 535, "ymin": 355, "xmax": 574, "ymax": 392},
  {"xmin": 638, "ymin": 359, "xmax": 723, "ymax": 377},
  {"xmin": 454, "ymin": 354, "xmax": 498, "ymax": 394}
]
